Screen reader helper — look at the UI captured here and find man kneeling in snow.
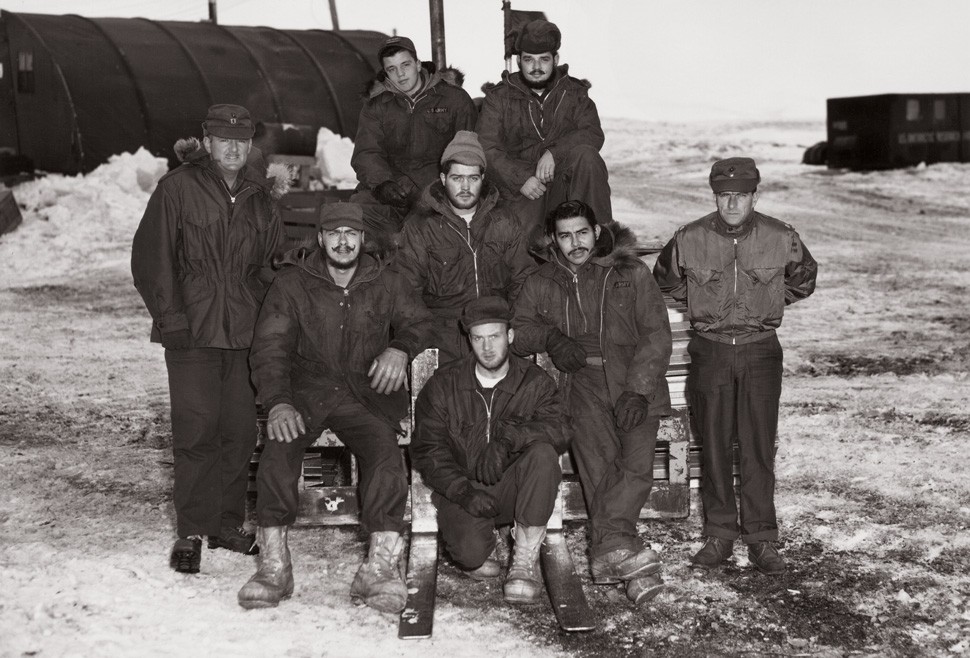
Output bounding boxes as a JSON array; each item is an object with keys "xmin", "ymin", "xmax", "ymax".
[
  {"xmin": 132, "ymin": 104, "xmax": 286, "ymax": 575},
  {"xmin": 411, "ymin": 296, "xmax": 566, "ymax": 604},
  {"xmin": 239, "ymin": 203, "xmax": 433, "ymax": 613}
]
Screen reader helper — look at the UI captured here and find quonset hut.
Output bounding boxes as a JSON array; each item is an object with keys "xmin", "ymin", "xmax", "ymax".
[
  {"xmin": 0, "ymin": 11, "xmax": 385, "ymax": 174},
  {"xmin": 827, "ymin": 93, "xmax": 970, "ymax": 170}
]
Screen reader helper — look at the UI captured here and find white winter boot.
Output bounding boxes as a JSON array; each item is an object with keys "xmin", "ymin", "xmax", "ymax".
[
  {"xmin": 504, "ymin": 524, "xmax": 546, "ymax": 604},
  {"xmin": 237, "ymin": 526, "xmax": 294, "ymax": 609},
  {"xmin": 350, "ymin": 530, "xmax": 408, "ymax": 613}
]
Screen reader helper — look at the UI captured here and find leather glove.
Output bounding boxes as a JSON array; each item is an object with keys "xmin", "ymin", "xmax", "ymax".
[
  {"xmin": 475, "ymin": 435, "xmax": 514, "ymax": 486},
  {"xmin": 615, "ymin": 391, "xmax": 649, "ymax": 432},
  {"xmin": 546, "ymin": 331, "xmax": 587, "ymax": 373},
  {"xmin": 161, "ymin": 329, "xmax": 191, "ymax": 351},
  {"xmin": 454, "ymin": 481, "xmax": 499, "ymax": 518},
  {"xmin": 374, "ymin": 180, "xmax": 409, "ymax": 208}
]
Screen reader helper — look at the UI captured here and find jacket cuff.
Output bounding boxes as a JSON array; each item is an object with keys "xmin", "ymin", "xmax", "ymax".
[
  {"xmin": 158, "ymin": 313, "xmax": 189, "ymax": 333},
  {"xmin": 444, "ymin": 477, "xmax": 471, "ymax": 502},
  {"xmin": 387, "ymin": 340, "xmax": 412, "ymax": 359},
  {"xmin": 262, "ymin": 395, "xmax": 293, "ymax": 413}
]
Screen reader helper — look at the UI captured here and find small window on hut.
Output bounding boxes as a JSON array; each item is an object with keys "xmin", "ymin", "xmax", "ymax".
[
  {"xmin": 17, "ymin": 50, "xmax": 35, "ymax": 93},
  {"xmin": 934, "ymin": 100, "xmax": 946, "ymax": 121},
  {"xmin": 905, "ymin": 99, "xmax": 920, "ymax": 122}
]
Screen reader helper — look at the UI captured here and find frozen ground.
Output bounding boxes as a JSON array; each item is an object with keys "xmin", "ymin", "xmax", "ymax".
[{"xmin": 1, "ymin": 120, "xmax": 968, "ymax": 657}]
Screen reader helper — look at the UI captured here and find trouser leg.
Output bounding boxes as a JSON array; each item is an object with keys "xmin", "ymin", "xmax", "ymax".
[
  {"xmin": 328, "ymin": 397, "xmax": 408, "ymax": 535},
  {"xmin": 430, "ymin": 317, "xmax": 468, "ymax": 365},
  {"xmin": 165, "ymin": 347, "xmax": 223, "ymax": 537},
  {"xmin": 434, "ymin": 442, "xmax": 560, "ymax": 569},
  {"xmin": 255, "ymin": 408, "xmax": 324, "ymax": 527},
  {"xmin": 547, "ymin": 144, "xmax": 613, "ymax": 224},
  {"xmin": 509, "ymin": 194, "xmax": 548, "ymax": 236},
  {"xmin": 737, "ymin": 335, "xmax": 783, "ymax": 543},
  {"xmin": 688, "ymin": 337, "xmax": 741, "ymax": 541},
  {"xmin": 218, "ymin": 349, "xmax": 258, "ymax": 530}
]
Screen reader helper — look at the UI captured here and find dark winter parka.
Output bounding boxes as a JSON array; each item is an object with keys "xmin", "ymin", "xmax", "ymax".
[
  {"xmin": 412, "ymin": 353, "xmax": 568, "ymax": 501},
  {"xmin": 249, "ymin": 245, "xmax": 434, "ymax": 432},
  {"xmin": 476, "ymin": 65, "xmax": 605, "ymax": 197},
  {"xmin": 653, "ymin": 211, "xmax": 817, "ymax": 344},
  {"xmin": 351, "ymin": 65, "xmax": 478, "ymax": 196},
  {"xmin": 512, "ymin": 222, "xmax": 673, "ymax": 416},
  {"xmin": 131, "ymin": 138, "xmax": 286, "ymax": 349},
  {"xmin": 394, "ymin": 180, "xmax": 536, "ymax": 321}
]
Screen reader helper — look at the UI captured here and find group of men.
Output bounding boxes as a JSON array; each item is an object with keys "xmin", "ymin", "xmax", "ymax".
[{"xmin": 132, "ymin": 18, "xmax": 817, "ymax": 618}]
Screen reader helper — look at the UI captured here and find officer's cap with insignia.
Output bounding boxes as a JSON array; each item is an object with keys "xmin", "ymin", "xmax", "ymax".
[
  {"xmin": 203, "ymin": 104, "xmax": 255, "ymax": 140},
  {"xmin": 709, "ymin": 157, "xmax": 760, "ymax": 193}
]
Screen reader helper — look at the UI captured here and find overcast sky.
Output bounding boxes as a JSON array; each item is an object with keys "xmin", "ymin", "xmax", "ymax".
[{"xmin": 4, "ymin": 0, "xmax": 970, "ymax": 122}]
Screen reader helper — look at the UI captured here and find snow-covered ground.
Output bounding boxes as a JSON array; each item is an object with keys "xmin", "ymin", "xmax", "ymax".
[{"xmin": 1, "ymin": 120, "xmax": 968, "ymax": 657}]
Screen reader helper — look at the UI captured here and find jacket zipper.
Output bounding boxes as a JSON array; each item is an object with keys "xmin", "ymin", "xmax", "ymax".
[
  {"xmin": 598, "ymin": 267, "xmax": 613, "ymax": 362},
  {"xmin": 732, "ymin": 238, "xmax": 739, "ymax": 345},
  {"xmin": 445, "ymin": 221, "xmax": 480, "ymax": 298},
  {"xmin": 476, "ymin": 388, "xmax": 493, "ymax": 445},
  {"xmin": 572, "ymin": 272, "xmax": 589, "ymax": 333}
]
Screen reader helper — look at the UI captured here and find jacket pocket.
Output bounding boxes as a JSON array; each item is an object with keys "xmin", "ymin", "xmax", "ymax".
[
  {"xmin": 685, "ymin": 267, "xmax": 723, "ymax": 325},
  {"xmin": 606, "ymin": 286, "xmax": 638, "ymax": 345},
  {"xmin": 427, "ymin": 246, "xmax": 463, "ymax": 297},
  {"xmin": 422, "ymin": 108, "xmax": 452, "ymax": 133},
  {"xmin": 746, "ymin": 267, "xmax": 784, "ymax": 326}
]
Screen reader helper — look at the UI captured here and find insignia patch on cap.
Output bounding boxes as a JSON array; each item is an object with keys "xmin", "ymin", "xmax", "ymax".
[{"xmin": 230, "ymin": 114, "xmax": 237, "ymax": 124}]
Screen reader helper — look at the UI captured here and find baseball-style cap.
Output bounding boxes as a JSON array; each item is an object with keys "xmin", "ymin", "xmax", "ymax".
[
  {"xmin": 202, "ymin": 104, "xmax": 255, "ymax": 139},
  {"xmin": 461, "ymin": 296, "xmax": 513, "ymax": 332},
  {"xmin": 709, "ymin": 157, "xmax": 761, "ymax": 193},
  {"xmin": 440, "ymin": 130, "xmax": 486, "ymax": 169},
  {"xmin": 318, "ymin": 203, "xmax": 366, "ymax": 232},
  {"xmin": 515, "ymin": 19, "xmax": 561, "ymax": 54},
  {"xmin": 378, "ymin": 36, "xmax": 418, "ymax": 63}
]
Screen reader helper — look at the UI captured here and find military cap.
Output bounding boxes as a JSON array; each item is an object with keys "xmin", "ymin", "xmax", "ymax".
[
  {"xmin": 709, "ymin": 157, "xmax": 761, "ymax": 193},
  {"xmin": 318, "ymin": 203, "xmax": 365, "ymax": 232},
  {"xmin": 461, "ymin": 296, "xmax": 513, "ymax": 332},
  {"xmin": 202, "ymin": 104, "xmax": 255, "ymax": 140},
  {"xmin": 515, "ymin": 19, "xmax": 561, "ymax": 54},
  {"xmin": 378, "ymin": 35, "xmax": 418, "ymax": 63}
]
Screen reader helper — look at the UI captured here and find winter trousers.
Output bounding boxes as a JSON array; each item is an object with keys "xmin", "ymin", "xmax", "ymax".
[
  {"xmin": 687, "ymin": 333, "xmax": 783, "ymax": 544},
  {"xmin": 433, "ymin": 442, "xmax": 561, "ymax": 570},
  {"xmin": 569, "ymin": 365, "xmax": 659, "ymax": 559},
  {"xmin": 510, "ymin": 144, "xmax": 613, "ymax": 233},
  {"xmin": 255, "ymin": 391, "xmax": 408, "ymax": 534},
  {"xmin": 165, "ymin": 347, "xmax": 257, "ymax": 538}
]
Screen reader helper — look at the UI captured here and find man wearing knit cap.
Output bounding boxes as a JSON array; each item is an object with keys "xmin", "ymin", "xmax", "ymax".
[
  {"xmin": 477, "ymin": 19, "xmax": 612, "ymax": 233},
  {"xmin": 239, "ymin": 202, "xmax": 434, "ymax": 614},
  {"xmin": 412, "ymin": 296, "xmax": 566, "ymax": 603},
  {"xmin": 394, "ymin": 130, "xmax": 536, "ymax": 363},
  {"xmin": 132, "ymin": 103, "xmax": 285, "ymax": 575},
  {"xmin": 654, "ymin": 157, "xmax": 817, "ymax": 576},
  {"xmin": 351, "ymin": 34, "xmax": 477, "ymax": 229}
]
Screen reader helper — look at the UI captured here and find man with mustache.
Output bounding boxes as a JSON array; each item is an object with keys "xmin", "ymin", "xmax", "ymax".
[
  {"xmin": 132, "ymin": 104, "xmax": 285, "ymax": 574},
  {"xmin": 477, "ymin": 19, "xmax": 611, "ymax": 233},
  {"xmin": 653, "ymin": 158, "xmax": 817, "ymax": 576},
  {"xmin": 351, "ymin": 35, "xmax": 477, "ymax": 230},
  {"xmin": 394, "ymin": 130, "xmax": 535, "ymax": 363},
  {"xmin": 411, "ymin": 296, "xmax": 566, "ymax": 603},
  {"xmin": 512, "ymin": 201, "xmax": 673, "ymax": 605},
  {"xmin": 238, "ymin": 203, "xmax": 434, "ymax": 614}
]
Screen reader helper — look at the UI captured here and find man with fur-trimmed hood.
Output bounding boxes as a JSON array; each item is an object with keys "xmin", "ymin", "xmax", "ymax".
[
  {"xmin": 132, "ymin": 104, "xmax": 287, "ymax": 575},
  {"xmin": 476, "ymin": 19, "xmax": 612, "ymax": 233},
  {"xmin": 351, "ymin": 35, "xmax": 477, "ymax": 229},
  {"xmin": 394, "ymin": 130, "xmax": 535, "ymax": 363},
  {"xmin": 511, "ymin": 200, "xmax": 672, "ymax": 605},
  {"xmin": 238, "ymin": 202, "xmax": 434, "ymax": 614}
]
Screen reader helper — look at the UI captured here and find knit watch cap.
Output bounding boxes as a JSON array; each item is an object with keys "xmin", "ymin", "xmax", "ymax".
[{"xmin": 440, "ymin": 130, "xmax": 487, "ymax": 169}]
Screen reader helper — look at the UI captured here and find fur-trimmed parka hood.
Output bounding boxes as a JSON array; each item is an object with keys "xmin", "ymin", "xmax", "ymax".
[
  {"xmin": 171, "ymin": 136, "xmax": 293, "ymax": 200},
  {"xmin": 481, "ymin": 63, "xmax": 591, "ymax": 95},
  {"xmin": 529, "ymin": 220, "xmax": 642, "ymax": 272},
  {"xmin": 364, "ymin": 61, "xmax": 467, "ymax": 100}
]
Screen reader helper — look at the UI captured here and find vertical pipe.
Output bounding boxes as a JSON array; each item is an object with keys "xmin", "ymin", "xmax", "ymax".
[
  {"xmin": 503, "ymin": 0, "xmax": 513, "ymax": 74},
  {"xmin": 208, "ymin": 0, "xmax": 218, "ymax": 24},
  {"xmin": 329, "ymin": 0, "xmax": 340, "ymax": 30},
  {"xmin": 429, "ymin": 0, "xmax": 446, "ymax": 70}
]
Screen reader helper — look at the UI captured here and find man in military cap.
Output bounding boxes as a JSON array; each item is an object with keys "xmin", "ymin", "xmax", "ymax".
[
  {"xmin": 477, "ymin": 19, "xmax": 612, "ymax": 233},
  {"xmin": 394, "ymin": 130, "xmax": 536, "ymax": 363},
  {"xmin": 351, "ymin": 35, "xmax": 478, "ymax": 230},
  {"xmin": 132, "ymin": 103, "xmax": 285, "ymax": 575},
  {"xmin": 238, "ymin": 203, "xmax": 434, "ymax": 614},
  {"xmin": 654, "ymin": 157, "xmax": 817, "ymax": 576},
  {"xmin": 412, "ymin": 296, "xmax": 566, "ymax": 604}
]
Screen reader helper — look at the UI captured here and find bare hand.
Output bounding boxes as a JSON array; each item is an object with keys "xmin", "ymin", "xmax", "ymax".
[
  {"xmin": 368, "ymin": 347, "xmax": 409, "ymax": 395},
  {"xmin": 267, "ymin": 403, "xmax": 306, "ymax": 443},
  {"xmin": 519, "ymin": 176, "xmax": 547, "ymax": 200},
  {"xmin": 535, "ymin": 150, "xmax": 555, "ymax": 184}
]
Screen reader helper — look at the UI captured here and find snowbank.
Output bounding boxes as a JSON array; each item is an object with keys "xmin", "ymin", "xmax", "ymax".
[
  {"xmin": 0, "ymin": 148, "xmax": 168, "ymax": 287},
  {"xmin": 314, "ymin": 127, "xmax": 357, "ymax": 189}
]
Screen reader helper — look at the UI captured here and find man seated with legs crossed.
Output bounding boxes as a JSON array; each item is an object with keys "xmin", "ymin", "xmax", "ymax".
[{"xmin": 411, "ymin": 296, "xmax": 567, "ymax": 603}]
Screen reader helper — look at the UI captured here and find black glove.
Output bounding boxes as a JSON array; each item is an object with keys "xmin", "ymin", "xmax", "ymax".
[
  {"xmin": 615, "ymin": 391, "xmax": 649, "ymax": 432},
  {"xmin": 546, "ymin": 331, "xmax": 587, "ymax": 373},
  {"xmin": 374, "ymin": 180, "xmax": 409, "ymax": 209},
  {"xmin": 454, "ymin": 481, "xmax": 499, "ymax": 518},
  {"xmin": 161, "ymin": 329, "xmax": 191, "ymax": 351},
  {"xmin": 475, "ymin": 435, "xmax": 514, "ymax": 486}
]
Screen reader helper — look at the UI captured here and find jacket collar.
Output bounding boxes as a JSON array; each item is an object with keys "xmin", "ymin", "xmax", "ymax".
[
  {"xmin": 279, "ymin": 247, "xmax": 384, "ymax": 287},
  {"xmin": 456, "ymin": 352, "xmax": 529, "ymax": 393},
  {"xmin": 418, "ymin": 180, "xmax": 501, "ymax": 230},
  {"xmin": 502, "ymin": 64, "xmax": 571, "ymax": 99}
]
